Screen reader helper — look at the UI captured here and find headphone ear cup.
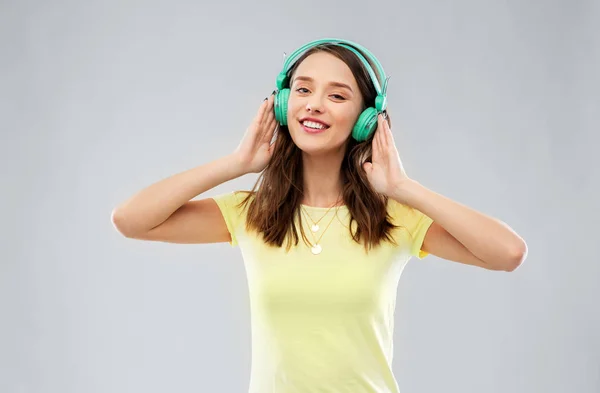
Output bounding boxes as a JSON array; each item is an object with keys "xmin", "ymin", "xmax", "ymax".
[
  {"xmin": 352, "ymin": 107, "xmax": 379, "ymax": 142},
  {"xmin": 274, "ymin": 89, "xmax": 290, "ymax": 125}
]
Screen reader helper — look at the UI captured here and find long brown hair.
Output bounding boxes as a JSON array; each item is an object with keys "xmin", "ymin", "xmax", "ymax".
[{"xmin": 237, "ymin": 43, "xmax": 402, "ymax": 253}]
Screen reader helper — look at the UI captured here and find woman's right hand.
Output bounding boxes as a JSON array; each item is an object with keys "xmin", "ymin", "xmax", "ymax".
[{"xmin": 232, "ymin": 93, "xmax": 279, "ymax": 174}]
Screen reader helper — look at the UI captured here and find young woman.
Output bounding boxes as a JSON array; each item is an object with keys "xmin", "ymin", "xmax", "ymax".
[{"xmin": 111, "ymin": 39, "xmax": 528, "ymax": 393}]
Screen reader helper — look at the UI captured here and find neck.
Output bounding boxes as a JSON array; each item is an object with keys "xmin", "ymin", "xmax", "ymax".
[{"xmin": 301, "ymin": 150, "xmax": 345, "ymax": 208}]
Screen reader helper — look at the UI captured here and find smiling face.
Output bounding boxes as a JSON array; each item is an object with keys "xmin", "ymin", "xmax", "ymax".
[{"xmin": 286, "ymin": 51, "xmax": 365, "ymax": 154}]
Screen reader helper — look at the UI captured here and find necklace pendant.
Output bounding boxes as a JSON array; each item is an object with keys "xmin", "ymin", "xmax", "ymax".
[
  {"xmin": 311, "ymin": 224, "xmax": 319, "ymax": 232},
  {"xmin": 311, "ymin": 244, "xmax": 322, "ymax": 255}
]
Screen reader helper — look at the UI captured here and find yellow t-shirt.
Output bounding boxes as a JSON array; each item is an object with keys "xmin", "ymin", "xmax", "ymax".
[{"xmin": 212, "ymin": 191, "xmax": 434, "ymax": 393}]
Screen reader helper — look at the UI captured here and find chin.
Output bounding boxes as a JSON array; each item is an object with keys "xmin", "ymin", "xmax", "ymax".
[{"xmin": 295, "ymin": 135, "xmax": 349, "ymax": 155}]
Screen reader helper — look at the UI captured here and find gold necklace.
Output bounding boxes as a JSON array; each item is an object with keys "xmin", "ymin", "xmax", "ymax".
[
  {"xmin": 301, "ymin": 195, "xmax": 343, "ymax": 233},
  {"xmin": 302, "ymin": 205, "xmax": 340, "ymax": 255}
]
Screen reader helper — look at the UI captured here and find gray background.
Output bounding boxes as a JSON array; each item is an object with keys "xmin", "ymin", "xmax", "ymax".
[{"xmin": 2, "ymin": 0, "xmax": 598, "ymax": 392}]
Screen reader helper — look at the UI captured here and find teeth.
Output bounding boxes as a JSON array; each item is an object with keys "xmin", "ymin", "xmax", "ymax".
[{"xmin": 302, "ymin": 120, "xmax": 327, "ymax": 129}]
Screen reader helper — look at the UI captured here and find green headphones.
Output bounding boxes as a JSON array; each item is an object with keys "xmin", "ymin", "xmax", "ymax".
[{"xmin": 274, "ymin": 38, "xmax": 389, "ymax": 142}]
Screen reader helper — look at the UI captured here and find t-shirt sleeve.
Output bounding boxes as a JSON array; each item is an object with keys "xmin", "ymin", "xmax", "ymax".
[
  {"xmin": 211, "ymin": 191, "xmax": 248, "ymax": 247},
  {"xmin": 389, "ymin": 199, "xmax": 435, "ymax": 259}
]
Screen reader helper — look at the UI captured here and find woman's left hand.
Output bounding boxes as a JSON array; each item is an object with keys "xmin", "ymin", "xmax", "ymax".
[{"xmin": 363, "ymin": 113, "xmax": 411, "ymax": 200}]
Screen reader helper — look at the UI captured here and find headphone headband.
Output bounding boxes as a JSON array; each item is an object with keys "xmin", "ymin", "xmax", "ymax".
[{"xmin": 275, "ymin": 38, "xmax": 388, "ymax": 111}]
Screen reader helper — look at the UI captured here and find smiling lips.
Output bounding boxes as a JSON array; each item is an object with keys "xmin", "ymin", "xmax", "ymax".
[{"xmin": 299, "ymin": 117, "xmax": 330, "ymax": 134}]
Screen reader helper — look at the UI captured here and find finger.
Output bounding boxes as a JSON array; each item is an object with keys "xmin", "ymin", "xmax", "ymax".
[
  {"xmin": 261, "ymin": 94, "xmax": 276, "ymax": 129},
  {"xmin": 263, "ymin": 117, "xmax": 278, "ymax": 144},
  {"xmin": 377, "ymin": 114, "xmax": 385, "ymax": 146},
  {"xmin": 269, "ymin": 123, "xmax": 279, "ymax": 146},
  {"xmin": 375, "ymin": 115, "xmax": 385, "ymax": 151},
  {"xmin": 378, "ymin": 114, "xmax": 389, "ymax": 147},
  {"xmin": 262, "ymin": 106, "xmax": 277, "ymax": 142},
  {"xmin": 383, "ymin": 115, "xmax": 393, "ymax": 147},
  {"xmin": 265, "ymin": 94, "xmax": 276, "ymax": 122},
  {"xmin": 254, "ymin": 98, "xmax": 269, "ymax": 127},
  {"xmin": 256, "ymin": 97, "xmax": 273, "ymax": 138},
  {"xmin": 372, "ymin": 127, "xmax": 382, "ymax": 161}
]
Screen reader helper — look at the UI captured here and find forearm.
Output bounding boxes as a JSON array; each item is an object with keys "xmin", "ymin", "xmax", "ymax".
[
  {"xmin": 392, "ymin": 179, "xmax": 527, "ymax": 266},
  {"xmin": 111, "ymin": 154, "xmax": 245, "ymax": 234}
]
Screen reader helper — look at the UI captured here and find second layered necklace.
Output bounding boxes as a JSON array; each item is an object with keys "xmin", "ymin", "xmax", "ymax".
[{"xmin": 300, "ymin": 197, "xmax": 342, "ymax": 255}]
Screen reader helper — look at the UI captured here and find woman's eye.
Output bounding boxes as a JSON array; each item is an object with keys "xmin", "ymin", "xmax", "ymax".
[{"xmin": 294, "ymin": 88, "xmax": 345, "ymax": 100}]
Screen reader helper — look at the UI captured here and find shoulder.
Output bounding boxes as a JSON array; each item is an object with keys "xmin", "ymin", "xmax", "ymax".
[
  {"xmin": 387, "ymin": 197, "xmax": 422, "ymax": 221},
  {"xmin": 386, "ymin": 198, "xmax": 433, "ymax": 234},
  {"xmin": 212, "ymin": 190, "xmax": 254, "ymax": 206},
  {"xmin": 211, "ymin": 190, "xmax": 255, "ymax": 219},
  {"xmin": 386, "ymin": 197, "xmax": 435, "ymax": 258}
]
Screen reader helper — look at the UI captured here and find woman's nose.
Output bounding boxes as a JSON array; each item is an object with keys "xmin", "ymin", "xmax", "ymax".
[{"xmin": 306, "ymin": 98, "xmax": 324, "ymax": 113}]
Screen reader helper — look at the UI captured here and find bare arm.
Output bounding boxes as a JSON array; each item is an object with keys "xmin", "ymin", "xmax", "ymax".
[
  {"xmin": 110, "ymin": 154, "xmax": 244, "ymax": 241},
  {"xmin": 111, "ymin": 94, "xmax": 278, "ymax": 243}
]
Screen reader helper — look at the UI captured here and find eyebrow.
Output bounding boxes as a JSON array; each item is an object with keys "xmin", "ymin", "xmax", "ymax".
[{"xmin": 292, "ymin": 75, "xmax": 354, "ymax": 93}]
